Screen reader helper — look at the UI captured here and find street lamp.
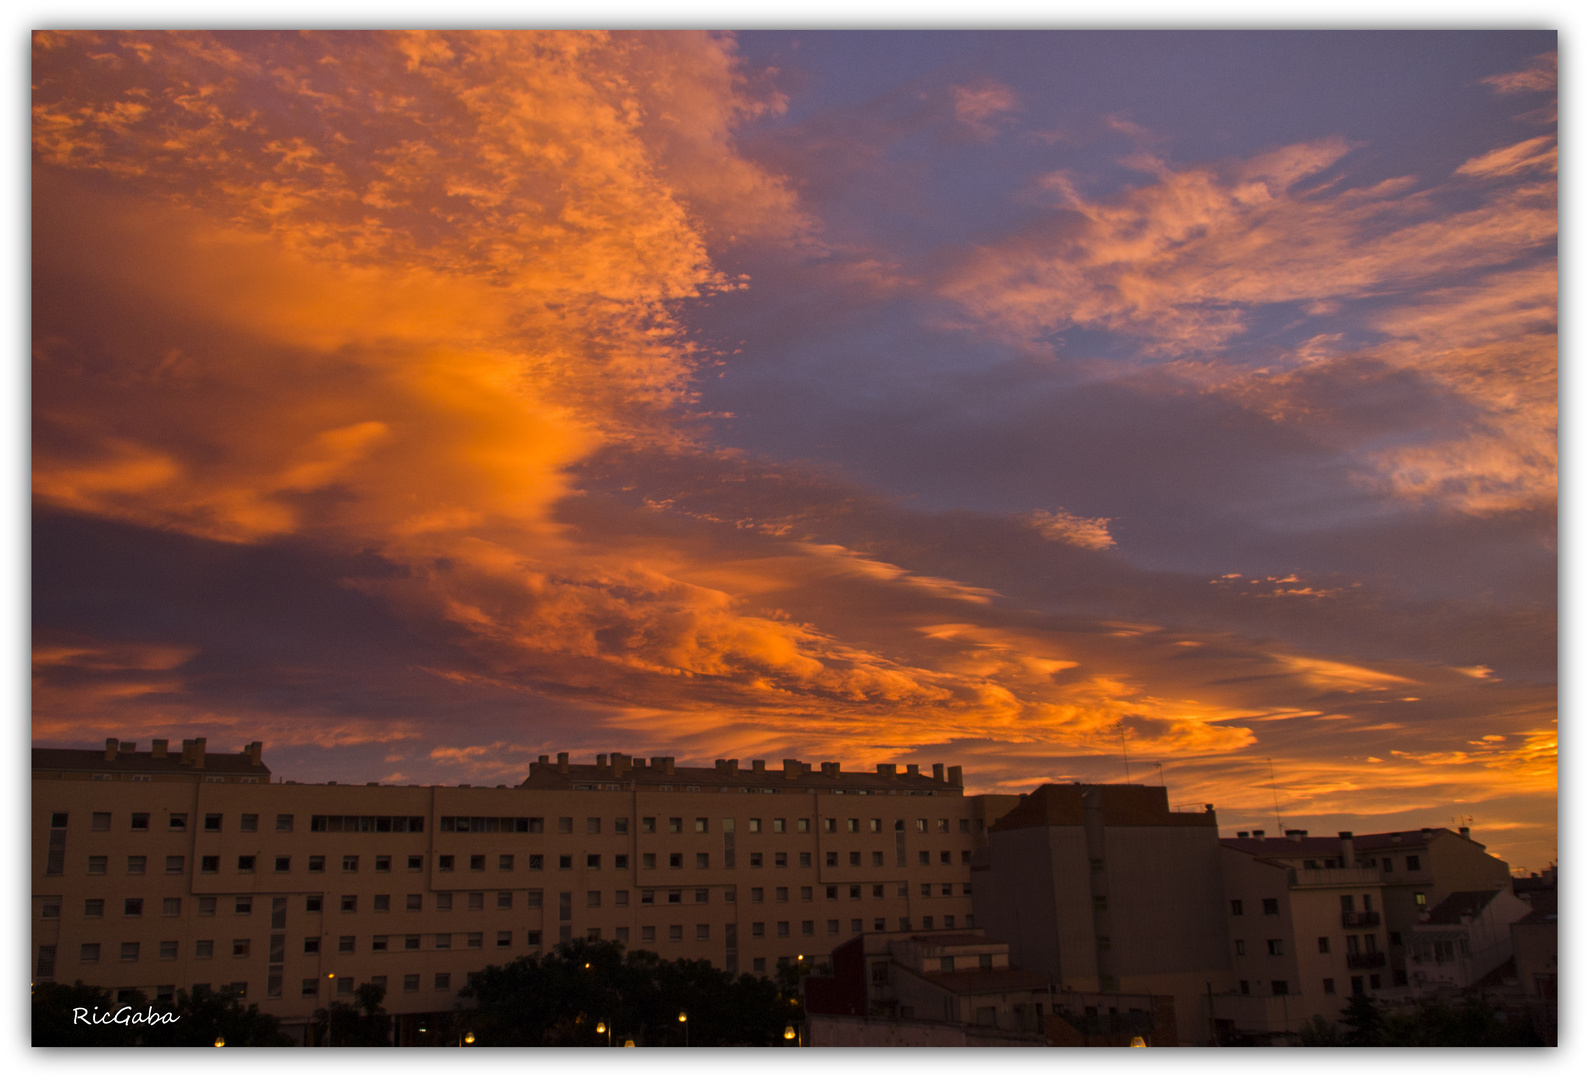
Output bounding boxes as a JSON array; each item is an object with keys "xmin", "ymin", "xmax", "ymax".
[
  {"xmin": 464, "ymin": 1032, "xmax": 475, "ymax": 1045},
  {"xmin": 784, "ymin": 1025, "xmax": 802, "ymax": 1047},
  {"xmin": 597, "ymin": 1020, "xmax": 611, "ymax": 1047},
  {"xmin": 678, "ymin": 1010, "xmax": 689, "ymax": 1047},
  {"xmin": 213, "ymin": 1036, "xmax": 225, "ymax": 1047},
  {"xmin": 325, "ymin": 972, "xmax": 336, "ymax": 1047},
  {"xmin": 1129, "ymin": 1036, "xmax": 1148, "ymax": 1047}
]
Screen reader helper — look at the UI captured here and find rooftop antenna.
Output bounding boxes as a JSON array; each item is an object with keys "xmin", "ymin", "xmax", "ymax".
[
  {"xmin": 1120, "ymin": 723, "xmax": 1131, "ymax": 784},
  {"xmin": 1152, "ymin": 761, "xmax": 1166, "ymax": 788},
  {"xmin": 1267, "ymin": 758, "xmax": 1283, "ymax": 833}
]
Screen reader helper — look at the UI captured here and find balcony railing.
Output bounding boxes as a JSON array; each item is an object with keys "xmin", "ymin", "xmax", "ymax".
[
  {"xmin": 1346, "ymin": 951, "xmax": 1387, "ymax": 970},
  {"xmin": 1341, "ymin": 911, "xmax": 1382, "ymax": 928}
]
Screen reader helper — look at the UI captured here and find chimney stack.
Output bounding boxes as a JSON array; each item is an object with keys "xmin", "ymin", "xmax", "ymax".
[
  {"xmin": 905, "ymin": 764, "xmax": 920, "ymax": 777},
  {"xmin": 821, "ymin": 762, "xmax": 840, "ymax": 779},
  {"xmin": 612, "ymin": 754, "xmax": 630, "ymax": 777},
  {"xmin": 556, "ymin": 752, "xmax": 569, "ymax": 774},
  {"xmin": 1459, "ymin": 826, "xmax": 1471, "ymax": 839},
  {"xmin": 1252, "ymin": 829, "xmax": 1265, "ymax": 838},
  {"xmin": 1339, "ymin": 831, "xmax": 1355, "ymax": 867},
  {"xmin": 190, "ymin": 738, "xmax": 206, "ymax": 769},
  {"xmin": 1285, "ymin": 829, "xmax": 1307, "ymax": 841},
  {"xmin": 1237, "ymin": 831, "xmax": 1250, "ymax": 839},
  {"xmin": 180, "ymin": 739, "xmax": 194, "ymax": 765},
  {"xmin": 596, "ymin": 754, "xmax": 608, "ymax": 767},
  {"xmin": 932, "ymin": 763, "xmax": 945, "ymax": 782},
  {"xmin": 752, "ymin": 760, "xmax": 765, "ymax": 774},
  {"xmin": 246, "ymin": 741, "xmax": 262, "ymax": 767},
  {"xmin": 151, "ymin": 739, "xmax": 168, "ymax": 759},
  {"xmin": 104, "ymin": 738, "xmax": 119, "ymax": 762},
  {"xmin": 876, "ymin": 764, "xmax": 897, "ymax": 777},
  {"xmin": 783, "ymin": 758, "xmax": 802, "ymax": 778},
  {"xmin": 947, "ymin": 766, "xmax": 962, "ymax": 787},
  {"xmin": 1421, "ymin": 828, "xmax": 1433, "ymax": 841},
  {"xmin": 722, "ymin": 758, "xmax": 740, "ymax": 777},
  {"xmin": 657, "ymin": 757, "xmax": 676, "ymax": 776}
]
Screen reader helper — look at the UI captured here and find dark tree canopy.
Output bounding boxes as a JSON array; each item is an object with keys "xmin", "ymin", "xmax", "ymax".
[{"xmin": 455, "ymin": 938, "xmax": 803, "ymax": 1046}]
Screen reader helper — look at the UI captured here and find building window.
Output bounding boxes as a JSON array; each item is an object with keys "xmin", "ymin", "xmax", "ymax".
[
  {"xmin": 1239, "ymin": 980, "xmax": 1249, "ymax": 995},
  {"xmin": 160, "ymin": 898, "xmax": 180, "ymax": 917},
  {"xmin": 1231, "ymin": 899, "xmax": 1244, "ymax": 916},
  {"xmin": 198, "ymin": 856, "xmax": 217, "ymax": 874},
  {"xmin": 1267, "ymin": 939, "xmax": 1284, "ymax": 956},
  {"xmin": 1234, "ymin": 939, "xmax": 1246, "ymax": 956},
  {"xmin": 342, "ymin": 856, "xmax": 359, "ymax": 872},
  {"xmin": 305, "ymin": 896, "xmax": 322, "ymax": 913},
  {"xmin": 1319, "ymin": 937, "xmax": 1331, "ymax": 953},
  {"xmin": 240, "ymin": 814, "xmax": 258, "ymax": 833},
  {"xmin": 1406, "ymin": 855, "xmax": 1421, "ymax": 871},
  {"xmin": 1323, "ymin": 978, "xmax": 1336, "ymax": 994},
  {"xmin": 469, "ymin": 855, "xmax": 485, "ymax": 872},
  {"xmin": 80, "ymin": 944, "xmax": 101, "ymax": 963},
  {"xmin": 615, "ymin": 854, "xmax": 628, "ymax": 870},
  {"xmin": 918, "ymin": 851, "xmax": 930, "ymax": 866},
  {"xmin": 276, "ymin": 814, "xmax": 294, "ymax": 832},
  {"xmin": 669, "ymin": 925, "xmax": 684, "ymax": 942},
  {"xmin": 199, "ymin": 897, "xmax": 217, "ymax": 916},
  {"xmin": 374, "ymin": 894, "xmax": 391, "ymax": 912},
  {"xmin": 1262, "ymin": 898, "xmax": 1279, "ymax": 915},
  {"xmin": 777, "ymin": 921, "xmax": 790, "ymax": 938},
  {"xmin": 124, "ymin": 898, "xmax": 143, "ymax": 917},
  {"xmin": 405, "ymin": 935, "xmax": 420, "ymax": 950},
  {"xmin": 775, "ymin": 853, "xmax": 788, "ymax": 868},
  {"xmin": 467, "ymin": 892, "xmax": 484, "ymax": 911},
  {"xmin": 1272, "ymin": 980, "xmax": 1289, "ymax": 996},
  {"xmin": 374, "ymin": 855, "xmax": 391, "ymax": 872},
  {"xmin": 341, "ymin": 895, "xmax": 357, "ymax": 913},
  {"xmin": 205, "ymin": 814, "xmax": 222, "ymax": 832},
  {"xmin": 670, "ymin": 853, "xmax": 683, "ymax": 869},
  {"xmin": 436, "ymin": 934, "xmax": 452, "ymax": 950},
  {"xmin": 237, "ymin": 855, "xmax": 255, "ymax": 873},
  {"xmin": 309, "ymin": 856, "xmax": 325, "ymax": 873},
  {"xmin": 338, "ymin": 936, "xmax": 355, "ymax": 954},
  {"xmin": 642, "ymin": 926, "xmax": 657, "ymax": 943},
  {"xmin": 435, "ymin": 973, "xmax": 451, "ymax": 990},
  {"xmin": 467, "ymin": 932, "xmax": 483, "ymax": 948},
  {"xmin": 439, "ymin": 855, "xmax": 455, "ymax": 872},
  {"xmin": 234, "ymin": 896, "xmax": 253, "ymax": 915},
  {"xmin": 751, "ymin": 923, "xmax": 765, "ymax": 938},
  {"xmin": 373, "ymin": 935, "xmax": 388, "ymax": 952},
  {"xmin": 274, "ymin": 856, "xmax": 290, "ymax": 873},
  {"xmin": 169, "ymin": 813, "xmax": 187, "ymax": 831},
  {"xmin": 824, "ymin": 818, "xmax": 837, "ymax": 833},
  {"xmin": 232, "ymin": 939, "xmax": 250, "ymax": 958},
  {"xmin": 158, "ymin": 939, "xmax": 178, "ymax": 960},
  {"xmin": 1414, "ymin": 892, "xmax": 1427, "ymax": 906}
]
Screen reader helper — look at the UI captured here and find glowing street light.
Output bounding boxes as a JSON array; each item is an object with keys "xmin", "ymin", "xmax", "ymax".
[
  {"xmin": 1129, "ymin": 1036, "xmax": 1148, "ymax": 1047},
  {"xmin": 464, "ymin": 1032, "xmax": 476, "ymax": 1045},
  {"xmin": 213, "ymin": 1036, "xmax": 225, "ymax": 1047},
  {"xmin": 596, "ymin": 1020, "xmax": 611, "ymax": 1046},
  {"xmin": 678, "ymin": 1010, "xmax": 689, "ymax": 1047},
  {"xmin": 784, "ymin": 1025, "xmax": 802, "ymax": 1047}
]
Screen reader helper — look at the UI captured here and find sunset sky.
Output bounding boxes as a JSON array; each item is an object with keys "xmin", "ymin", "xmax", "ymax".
[{"xmin": 31, "ymin": 29, "xmax": 1557, "ymax": 870}]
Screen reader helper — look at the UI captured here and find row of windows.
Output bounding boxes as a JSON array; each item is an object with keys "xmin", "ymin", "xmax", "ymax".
[
  {"xmin": 50, "ymin": 811, "xmax": 977, "ymax": 837},
  {"xmin": 47, "ymin": 880, "xmax": 972, "ymax": 922},
  {"xmin": 1233, "ymin": 933, "xmax": 1389, "ymax": 958},
  {"xmin": 1228, "ymin": 898, "xmax": 1281, "ymax": 916},
  {"xmin": 71, "ymin": 848, "xmax": 974, "ymax": 877},
  {"xmin": 1235, "ymin": 974, "xmax": 1385, "ymax": 996}
]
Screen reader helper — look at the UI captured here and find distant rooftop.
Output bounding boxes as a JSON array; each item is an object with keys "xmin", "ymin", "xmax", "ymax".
[
  {"xmin": 1221, "ymin": 826, "xmax": 1481, "ymax": 855},
  {"xmin": 1421, "ymin": 889, "xmax": 1503, "ymax": 925},
  {"xmin": 522, "ymin": 752, "xmax": 963, "ymax": 794},
  {"xmin": 990, "ymin": 783, "xmax": 1216, "ymax": 831},
  {"xmin": 32, "ymin": 737, "xmax": 270, "ymax": 780}
]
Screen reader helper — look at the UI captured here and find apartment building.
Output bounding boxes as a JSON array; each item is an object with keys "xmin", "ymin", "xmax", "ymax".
[
  {"xmin": 1214, "ymin": 830, "xmax": 1389, "ymax": 1041},
  {"xmin": 1405, "ymin": 887, "xmax": 1532, "ymax": 995},
  {"xmin": 969, "ymin": 783, "xmax": 1232, "ymax": 1045},
  {"xmin": 34, "ymin": 738, "xmax": 1006, "ymax": 1041}
]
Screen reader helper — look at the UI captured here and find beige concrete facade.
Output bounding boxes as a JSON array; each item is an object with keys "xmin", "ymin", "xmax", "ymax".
[{"xmin": 34, "ymin": 740, "xmax": 1004, "ymax": 1036}]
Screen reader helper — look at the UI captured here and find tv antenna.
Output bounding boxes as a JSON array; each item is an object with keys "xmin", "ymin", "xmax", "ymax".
[
  {"xmin": 1152, "ymin": 761, "xmax": 1167, "ymax": 788},
  {"xmin": 1120, "ymin": 723, "xmax": 1131, "ymax": 784},
  {"xmin": 1267, "ymin": 758, "xmax": 1283, "ymax": 833}
]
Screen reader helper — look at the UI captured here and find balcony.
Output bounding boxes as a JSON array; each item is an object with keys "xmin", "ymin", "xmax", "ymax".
[
  {"xmin": 1347, "ymin": 951, "xmax": 1386, "ymax": 970},
  {"xmin": 1287, "ymin": 867, "xmax": 1383, "ymax": 888},
  {"xmin": 1341, "ymin": 911, "xmax": 1381, "ymax": 928}
]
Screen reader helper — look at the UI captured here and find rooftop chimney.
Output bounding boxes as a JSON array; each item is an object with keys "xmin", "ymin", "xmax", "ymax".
[
  {"xmin": 596, "ymin": 754, "xmax": 608, "ymax": 767},
  {"xmin": 1285, "ymin": 829, "xmax": 1307, "ymax": 841},
  {"xmin": 752, "ymin": 760, "xmax": 765, "ymax": 774},
  {"xmin": 658, "ymin": 757, "xmax": 675, "ymax": 776},
  {"xmin": 821, "ymin": 761, "xmax": 840, "ymax": 779},
  {"xmin": 722, "ymin": 758, "xmax": 740, "ymax": 777},
  {"xmin": 151, "ymin": 739, "xmax": 168, "ymax": 759},
  {"xmin": 1339, "ymin": 831, "xmax": 1355, "ymax": 867},
  {"xmin": 1459, "ymin": 826, "xmax": 1471, "ymax": 839},
  {"xmin": 612, "ymin": 754, "xmax": 630, "ymax": 777},
  {"xmin": 537, "ymin": 754, "xmax": 549, "ymax": 766},
  {"xmin": 1252, "ymin": 829, "xmax": 1265, "ymax": 838},
  {"xmin": 180, "ymin": 739, "xmax": 194, "ymax": 765},
  {"xmin": 947, "ymin": 766, "xmax": 962, "ymax": 787},
  {"xmin": 191, "ymin": 738, "xmax": 205, "ymax": 769},
  {"xmin": 783, "ymin": 758, "xmax": 803, "ymax": 778},
  {"xmin": 556, "ymin": 752, "xmax": 569, "ymax": 774},
  {"xmin": 876, "ymin": 764, "xmax": 897, "ymax": 777},
  {"xmin": 1421, "ymin": 828, "xmax": 1433, "ymax": 841},
  {"xmin": 1237, "ymin": 831, "xmax": 1250, "ymax": 839},
  {"xmin": 905, "ymin": 764, "xmax": 920, "ymax": 776},
  {"xmin": 104, "ymin": 738, "xmax": 118, "ymax": 762},
  {"xmin": 246, "ymin": 741, "xmax": 262, "ymax": 767},
  {"xmin": 932, "ymin": 764, "xmax": 945, "ymax": 782}
]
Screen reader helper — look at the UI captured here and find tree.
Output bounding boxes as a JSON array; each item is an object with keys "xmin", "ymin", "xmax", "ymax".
[
  {"xmin": 1339, "ymin": 992, "xmax": 1385, "ymax": 1046},
  {"xmin": 139, "ymin": 985, "xmax": 294, "ymax": 1046},
  {"xmin": 311, "ymin": 982, "xmax": 392, "ymax": 1046},
  {"xmin": 458, "ymin": 938, "xmax": 801, "ymax": 1046}
]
